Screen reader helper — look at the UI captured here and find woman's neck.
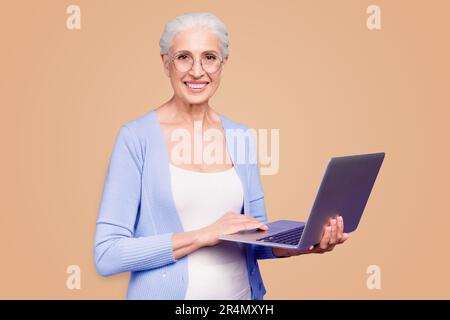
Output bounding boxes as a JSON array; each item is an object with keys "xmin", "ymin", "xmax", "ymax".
[{"xmin": 162, "ymin": 96, "xmax": 216, "ymax": 126}]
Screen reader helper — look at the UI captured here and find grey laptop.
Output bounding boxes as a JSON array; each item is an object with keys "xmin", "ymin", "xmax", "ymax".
[{"xmin": 219, "ymin": 152, "xmax": 385, "ymax": 250}]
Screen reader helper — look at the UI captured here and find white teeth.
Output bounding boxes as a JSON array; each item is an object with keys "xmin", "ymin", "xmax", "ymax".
[{"xmin": 186, "ymin": 82, "xmax": 207, "ymax": 89}]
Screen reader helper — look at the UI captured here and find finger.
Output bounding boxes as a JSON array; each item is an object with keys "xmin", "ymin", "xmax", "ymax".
[
  {"xmin": 236, "ymin": 215, "xmax": 263, "ymax": 224},
  {"xmin": 231, "ymin": 217, "xmax": 259, "ymax": 227},
  {"xmin": 341, "ymin": 233, "xmax": 350, "ymax": 242},
  {"xmin": 337, "ymin": 215, "xmax": 344, "ymax": 242},
  {"xmin": 320, "ymin": 220, "xmax": 331, "ymax": 243},
  {"xmin": 241, "ymin": 213, "xmax": 260, "ymax": 219},
  {"xmin": 329, "ymin": 218, "xmax": 337, "ymax": 245},
  {"xmin": 320, "ymin": 226, "xmax": 332, "ymax": 249},
  {"xmin": 241, "ymin": 221, "xmax": 268, "ymax": 231},
  {"xmin": 240, "ymin": 216, "xmax": 268, "ymax": 230}
]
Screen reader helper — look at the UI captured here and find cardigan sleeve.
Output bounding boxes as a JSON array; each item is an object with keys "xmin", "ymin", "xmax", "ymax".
[
  {"xmin": 94, "ymin": 125, "xmax": 177, "ymax": 277},
  {"xmin": 246, "ymin": 131, "xmax": 287, "ymax": 260}
]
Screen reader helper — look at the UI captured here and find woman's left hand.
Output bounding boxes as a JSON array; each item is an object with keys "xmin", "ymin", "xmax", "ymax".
[{"xmin": 272, "ymin": 215, "xmax": 349, "ymax": 257}]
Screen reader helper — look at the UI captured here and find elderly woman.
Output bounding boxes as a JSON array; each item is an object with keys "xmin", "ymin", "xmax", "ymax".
[{"xmin": 94, "ymin": 12, "xmax": 349, "ymax": 300}]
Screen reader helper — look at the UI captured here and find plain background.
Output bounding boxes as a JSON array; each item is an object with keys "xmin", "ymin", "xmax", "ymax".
[{"xmin": 1, "ymin": 0, "xmax": 449, "ymax": 299}]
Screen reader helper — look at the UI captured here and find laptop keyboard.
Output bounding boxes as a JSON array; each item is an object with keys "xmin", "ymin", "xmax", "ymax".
[{"xmin": 256, "ymin": 226, "xmax": 304, "ymax": 245}]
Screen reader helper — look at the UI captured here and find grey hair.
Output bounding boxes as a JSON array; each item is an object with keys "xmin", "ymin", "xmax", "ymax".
[{"xmin": 159, "ymin": 12, "xmax": 229, "ymax": 58}]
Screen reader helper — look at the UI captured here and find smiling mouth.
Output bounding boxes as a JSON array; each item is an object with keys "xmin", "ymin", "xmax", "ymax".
[{"xmin": 184, "ymin": 81, "xmax": 209, "ymax": 92}]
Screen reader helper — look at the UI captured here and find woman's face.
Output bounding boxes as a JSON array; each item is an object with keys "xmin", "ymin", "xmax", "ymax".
[{"xmin": 162, "ymin": 27, "xmax": 227, "ymax": 105}]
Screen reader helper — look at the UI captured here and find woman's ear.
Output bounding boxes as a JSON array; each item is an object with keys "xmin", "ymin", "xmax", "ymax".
[
  {"xmin": 161, "ymin": 54, "xmax": 170, "ymax": 77},
  {"xmin": 222, "ymin": 56, "xmax": 228, "ymax": 67}
]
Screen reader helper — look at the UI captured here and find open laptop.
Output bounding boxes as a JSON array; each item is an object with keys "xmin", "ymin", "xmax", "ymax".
[{"xmin": 219, "ymin": 152, "xmax": 385, "ymax": 250}]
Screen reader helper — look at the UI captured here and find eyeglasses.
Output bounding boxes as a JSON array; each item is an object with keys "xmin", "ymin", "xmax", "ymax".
[{"xmin": 167, "ymin": 51, "xmax": 224, "ymax": 74}]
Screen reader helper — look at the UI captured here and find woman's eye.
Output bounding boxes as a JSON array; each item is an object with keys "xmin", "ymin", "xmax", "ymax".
[
  {"xmin": 177, "ymin": 55, "xmax": 190, "ymax": 60},
  {"xmin": 205, "ymin": 55, "xmax": 217, "ymax": 61}
]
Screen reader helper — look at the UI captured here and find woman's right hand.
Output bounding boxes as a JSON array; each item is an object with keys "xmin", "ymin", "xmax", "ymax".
[{"xmin": 197, "ymin": 212, "xmax": 268, "ymax": 247}]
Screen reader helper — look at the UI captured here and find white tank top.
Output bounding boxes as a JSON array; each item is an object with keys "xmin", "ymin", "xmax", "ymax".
[{"xmin": 169, "ymin": 163, "xmax": 251, "ymax": 300}]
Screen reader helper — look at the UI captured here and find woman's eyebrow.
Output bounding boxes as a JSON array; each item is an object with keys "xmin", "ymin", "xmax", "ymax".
[
  {"xmin": 202, "ymin": 50, "xmax": 220, "ymax": 55},
  {"xmin": 173, "ymin": 50, "xmax": 190, "ymax": 55},
  {"xmin": 174, "ymin": 50, "xmax": 220, "ymax": 55}
]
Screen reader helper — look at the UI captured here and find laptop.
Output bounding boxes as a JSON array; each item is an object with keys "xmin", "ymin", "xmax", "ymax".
[{"xmin": 219, "ymin": 152, "xmax": 385, "ymax": 250}]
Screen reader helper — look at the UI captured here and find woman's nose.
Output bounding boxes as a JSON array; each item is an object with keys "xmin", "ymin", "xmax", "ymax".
[{"xmin": 189, "ymin": 58, "xmax": 206, "ymax": 77}]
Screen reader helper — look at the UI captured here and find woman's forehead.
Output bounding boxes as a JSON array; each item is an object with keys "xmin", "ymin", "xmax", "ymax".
[{"xmin": 171, "ymin": 28, "xmax": 221, "ymax": 54}]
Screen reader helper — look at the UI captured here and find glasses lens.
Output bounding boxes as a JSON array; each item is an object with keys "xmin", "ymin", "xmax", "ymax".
[
  {"xmin": 173, "ymin": 53, "xmax": 193, "ymax": 72},
  {"xmin": 201, "ymin": 54, "xmax": 221, "ymax": 73}
]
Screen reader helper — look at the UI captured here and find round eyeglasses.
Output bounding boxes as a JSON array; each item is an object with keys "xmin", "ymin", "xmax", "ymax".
[{"xmin": 167, "ymin": 52, "xmax": 224, "ymax": 74}]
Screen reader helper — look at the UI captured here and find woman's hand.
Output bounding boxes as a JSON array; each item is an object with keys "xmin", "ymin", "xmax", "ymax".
[
  {"xmin": 272, "ymin": 215, "xmax": 349, "ymax": 257},
  {"xmin": 197, "ymin": 212, "xmax": 268, "ymax": 247}
]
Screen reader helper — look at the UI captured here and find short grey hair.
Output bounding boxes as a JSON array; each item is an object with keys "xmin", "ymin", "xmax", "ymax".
[{"xmin": 159, "ymin": 12, "xmax": 229, "ymax": 58}]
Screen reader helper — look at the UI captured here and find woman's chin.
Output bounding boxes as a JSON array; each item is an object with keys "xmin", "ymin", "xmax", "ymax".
[{"xmin": 182, "ymin": 94, "xmax": 210, "ymax": 105}]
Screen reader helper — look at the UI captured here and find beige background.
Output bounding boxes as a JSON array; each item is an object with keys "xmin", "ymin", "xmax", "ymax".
[{"xmin": 1, "ymin": 0, "xmax": 449, "ymax": 299}]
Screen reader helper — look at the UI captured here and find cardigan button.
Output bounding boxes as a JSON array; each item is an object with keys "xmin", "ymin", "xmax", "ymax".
[{"xmin": 162, "ymin": 272, "xmax": 166, "ymax": 278}]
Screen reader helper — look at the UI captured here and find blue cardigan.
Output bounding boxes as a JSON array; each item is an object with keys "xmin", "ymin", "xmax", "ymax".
[{"xmin": 94, "ymin": 109, "xmax": 281, "ymax": 299}]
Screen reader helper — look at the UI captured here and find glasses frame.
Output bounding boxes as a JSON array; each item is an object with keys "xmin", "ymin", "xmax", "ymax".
[{"xmin": 166, "ymin": 51, "xmax": 224, "ymax": 74}]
